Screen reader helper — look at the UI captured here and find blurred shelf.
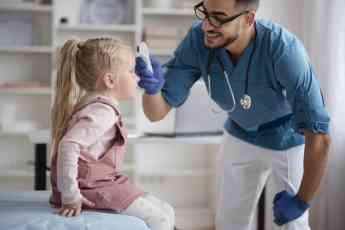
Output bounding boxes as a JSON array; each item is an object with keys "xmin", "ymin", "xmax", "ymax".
[
  {"xmin": 128, "ymin": 134, "xmax": 223, "ymax": 145},
  {"xmin": 0, "ymin": 2, "xmax": 52, "ymax": 13},
  {"xmin": 0, "ymin": 169, "xmax": 34, "ymax": 178},
  {"xmin": 0, "ymin": 46, "xmax": 53, "ymax": 54},
  {"xmin": 151, "ymin": 48, "xmax": 175, "ymax": 56},
  {"xmin": 123, "ymin": 117, "xmax": 136, "ymax": 126},
  {"xmin": 27, "ymin": 129, "xmax": 223, "ymax": 145},
  {"xmin": 0, "ymin": 132, "xmax": 28, "ymax": 137},
  {"xmin": 176, "ymin": 207, "xmax": 214, "ymax": 214},
  {"xmin": 137, "ymin": 169, "xmax": 214, "ymax": 177},
  {"xmin": 56, "ymin": 24, "xmax": 137, "ymax": 33},
  {"xmin": 0, "ymin": 87, "xmax": 51, "ymax": 96},
  {"xmin": 143, "ymin": 8, "xmax": 194, "ymax": 16},
  {"xmin": 176, "ymin": 208, "xmax": 214, "ymax": 230},
  {"xmin": 122, "ymin": 163, "xmax": 136, "ymax": 171},
  {"xmin": 0, "ymin": 168, "xmax": 50, "ymax": 178}
]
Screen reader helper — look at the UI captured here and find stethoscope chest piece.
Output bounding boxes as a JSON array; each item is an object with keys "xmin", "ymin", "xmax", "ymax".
[{"xmin": 240, "ymin": 94, "xmax": 252, "ymax": 110}]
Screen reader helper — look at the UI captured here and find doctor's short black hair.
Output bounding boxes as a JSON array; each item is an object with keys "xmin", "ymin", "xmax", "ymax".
[{"xmin": 234, "ymin": 0, "xmax": 260, "ymax": 10}]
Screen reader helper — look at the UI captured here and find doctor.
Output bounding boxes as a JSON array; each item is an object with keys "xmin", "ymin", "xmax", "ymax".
[{"xmin": 135, "ymin": 0, "xmax": 331, "ymax": 229}]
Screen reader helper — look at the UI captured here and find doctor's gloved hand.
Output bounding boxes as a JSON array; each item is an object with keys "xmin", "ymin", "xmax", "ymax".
[
  {"xmin": 273, "ymin": 190, "xmax": 310, "ymax": 226},
  {"xmin": 135, "ymin": 55, "xmax": 165, "ymax": 95}
]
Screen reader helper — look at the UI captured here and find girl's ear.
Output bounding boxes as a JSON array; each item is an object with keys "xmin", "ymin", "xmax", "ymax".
[{"xmin": 102, "ymin": 72, "xmax": 118, "ymax": 89}]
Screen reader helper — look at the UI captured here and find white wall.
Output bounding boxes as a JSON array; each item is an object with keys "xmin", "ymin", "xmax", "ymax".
[{"xmin": 257, "ymin": 0, "xmax": 307, "ymax": 43}]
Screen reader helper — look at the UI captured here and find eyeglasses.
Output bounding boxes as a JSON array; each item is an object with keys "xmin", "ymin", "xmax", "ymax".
[{"xmin": 194, "ymin": 1, "xmax": 249, "ymax": 28}]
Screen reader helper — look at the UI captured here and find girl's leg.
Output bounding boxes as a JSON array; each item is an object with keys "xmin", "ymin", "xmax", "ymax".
[
  {"xmin": 122, "ymin": 196, "xmax": 172, "ymax": 230},
  {"xmin": 144, "ymin": 194, "xmax": 175, "ymax": 230}
]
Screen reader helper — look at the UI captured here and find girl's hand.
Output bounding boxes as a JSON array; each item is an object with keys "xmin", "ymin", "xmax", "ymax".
[{"xmin": 56, "ymin": 196, "xmax": 95, "ymax": 217}]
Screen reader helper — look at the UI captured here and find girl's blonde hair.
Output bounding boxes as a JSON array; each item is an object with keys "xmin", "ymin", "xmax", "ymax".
[{"xmin": 51, "ymin": 37, "xmax": 132, "ymax": 150}]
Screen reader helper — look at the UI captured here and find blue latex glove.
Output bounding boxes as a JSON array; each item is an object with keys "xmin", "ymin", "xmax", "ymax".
[
  {"xmin": 273, "ymin": 190, "xmax": 310, "ymax": 226},
  {"xmin": 135, "ymin": 55, "xmax": 165, "ymax": 95}
]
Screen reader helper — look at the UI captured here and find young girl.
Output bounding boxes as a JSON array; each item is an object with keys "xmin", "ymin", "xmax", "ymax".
[{"xmin": 50, "ymin": 37, "xmax": 175, "ymax": 230}]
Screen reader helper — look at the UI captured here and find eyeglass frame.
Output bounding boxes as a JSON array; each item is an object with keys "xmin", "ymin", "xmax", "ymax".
[{"xmin": 194, "ymin": 1, "xmax": 250, "ymax": 28}]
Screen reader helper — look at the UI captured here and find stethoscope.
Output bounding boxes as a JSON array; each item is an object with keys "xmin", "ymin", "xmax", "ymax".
[{"xmin": 206, "ymin": 31, "xmax": 257, "ymax": 113}]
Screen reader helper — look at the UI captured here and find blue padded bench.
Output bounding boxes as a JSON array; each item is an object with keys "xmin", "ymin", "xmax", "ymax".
[{"xmin": 0, "ymin": 191, "xmax": 151, "ymax": 230}]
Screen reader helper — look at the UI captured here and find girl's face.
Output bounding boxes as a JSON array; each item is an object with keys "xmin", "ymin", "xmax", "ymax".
[{"xmin": 114, "ymin": 56, "xmax": 139, "ymax": 100}]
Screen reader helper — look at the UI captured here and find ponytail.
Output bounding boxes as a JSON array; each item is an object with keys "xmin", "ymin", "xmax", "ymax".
[{"xmin": 51, "ymin": 39, "xmax": 83, "ymax": 151}]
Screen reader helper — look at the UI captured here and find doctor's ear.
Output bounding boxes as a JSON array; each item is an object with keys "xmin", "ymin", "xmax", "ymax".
[
  {"xmin": 102, "ymin": 72, "xmax": 118, "ymax": 89},
  {"xmin": 245, "ymin": 11, "xmax": 256, "ymax": 26}
]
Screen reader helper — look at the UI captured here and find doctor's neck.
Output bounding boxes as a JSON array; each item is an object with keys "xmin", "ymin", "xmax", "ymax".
[{"xmin": 226, "ymin": 24, "xmax": 256, "ymax": 61}]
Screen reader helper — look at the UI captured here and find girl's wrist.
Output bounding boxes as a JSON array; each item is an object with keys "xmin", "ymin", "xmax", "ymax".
[{"xmin": 62, "ymin": 191, "xmax": 82, "ymax": 205}]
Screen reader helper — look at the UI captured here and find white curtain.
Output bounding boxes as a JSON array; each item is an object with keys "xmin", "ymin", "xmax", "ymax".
[{"xmin": 304, "ymin": 0, "xmax": 345, "ymax": 230}]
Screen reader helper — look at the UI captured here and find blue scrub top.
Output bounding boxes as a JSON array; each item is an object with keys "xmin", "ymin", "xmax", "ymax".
[{"xmin": 161, "ymin": 19, "xmax": 330, "ymax": 150}]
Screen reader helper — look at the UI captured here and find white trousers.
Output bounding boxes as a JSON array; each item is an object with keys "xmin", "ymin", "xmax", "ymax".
[
  {"xmin": 215, "ymin": 132, "xmax": 311, "ymax": 230},
  {"xmin": 122, "ymin": 194, "xmax": 175, "ymax": 230}
]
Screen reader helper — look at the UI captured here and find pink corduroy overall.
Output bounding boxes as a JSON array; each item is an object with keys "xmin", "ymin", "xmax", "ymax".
[{"xmin": 50, "ymin": 97, "xmax": 144, "ymax": 212}]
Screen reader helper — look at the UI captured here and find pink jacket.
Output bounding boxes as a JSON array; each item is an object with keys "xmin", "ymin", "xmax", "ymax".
[{"xmin": 50, "ymin": 96, "xmax": 144, "ymax": 212}]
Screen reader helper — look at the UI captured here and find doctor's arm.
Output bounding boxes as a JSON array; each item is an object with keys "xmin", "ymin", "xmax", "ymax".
[
  {"xmin": 272, "ymin": 40, "xmax": 331, "ymax": 225},
  {"xmin": 298, "ymin": 130, "xmax": 331, "ymax": 203},
  {"xmin": 142, "ymin": 93, "xmax": 172, "ymax": 122}
]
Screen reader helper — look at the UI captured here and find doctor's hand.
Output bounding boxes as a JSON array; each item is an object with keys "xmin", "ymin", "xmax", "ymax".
[
  {"xmin": 135, "ymin": 55, "xmax": 165, "ymax": 95},
  {"xmin": 273, "ymin": 190, "xmax": 310, "ymax": 226},
  {"xmin": 56, "ymin": 196, "xmax": 95, "ymax": 217}
]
